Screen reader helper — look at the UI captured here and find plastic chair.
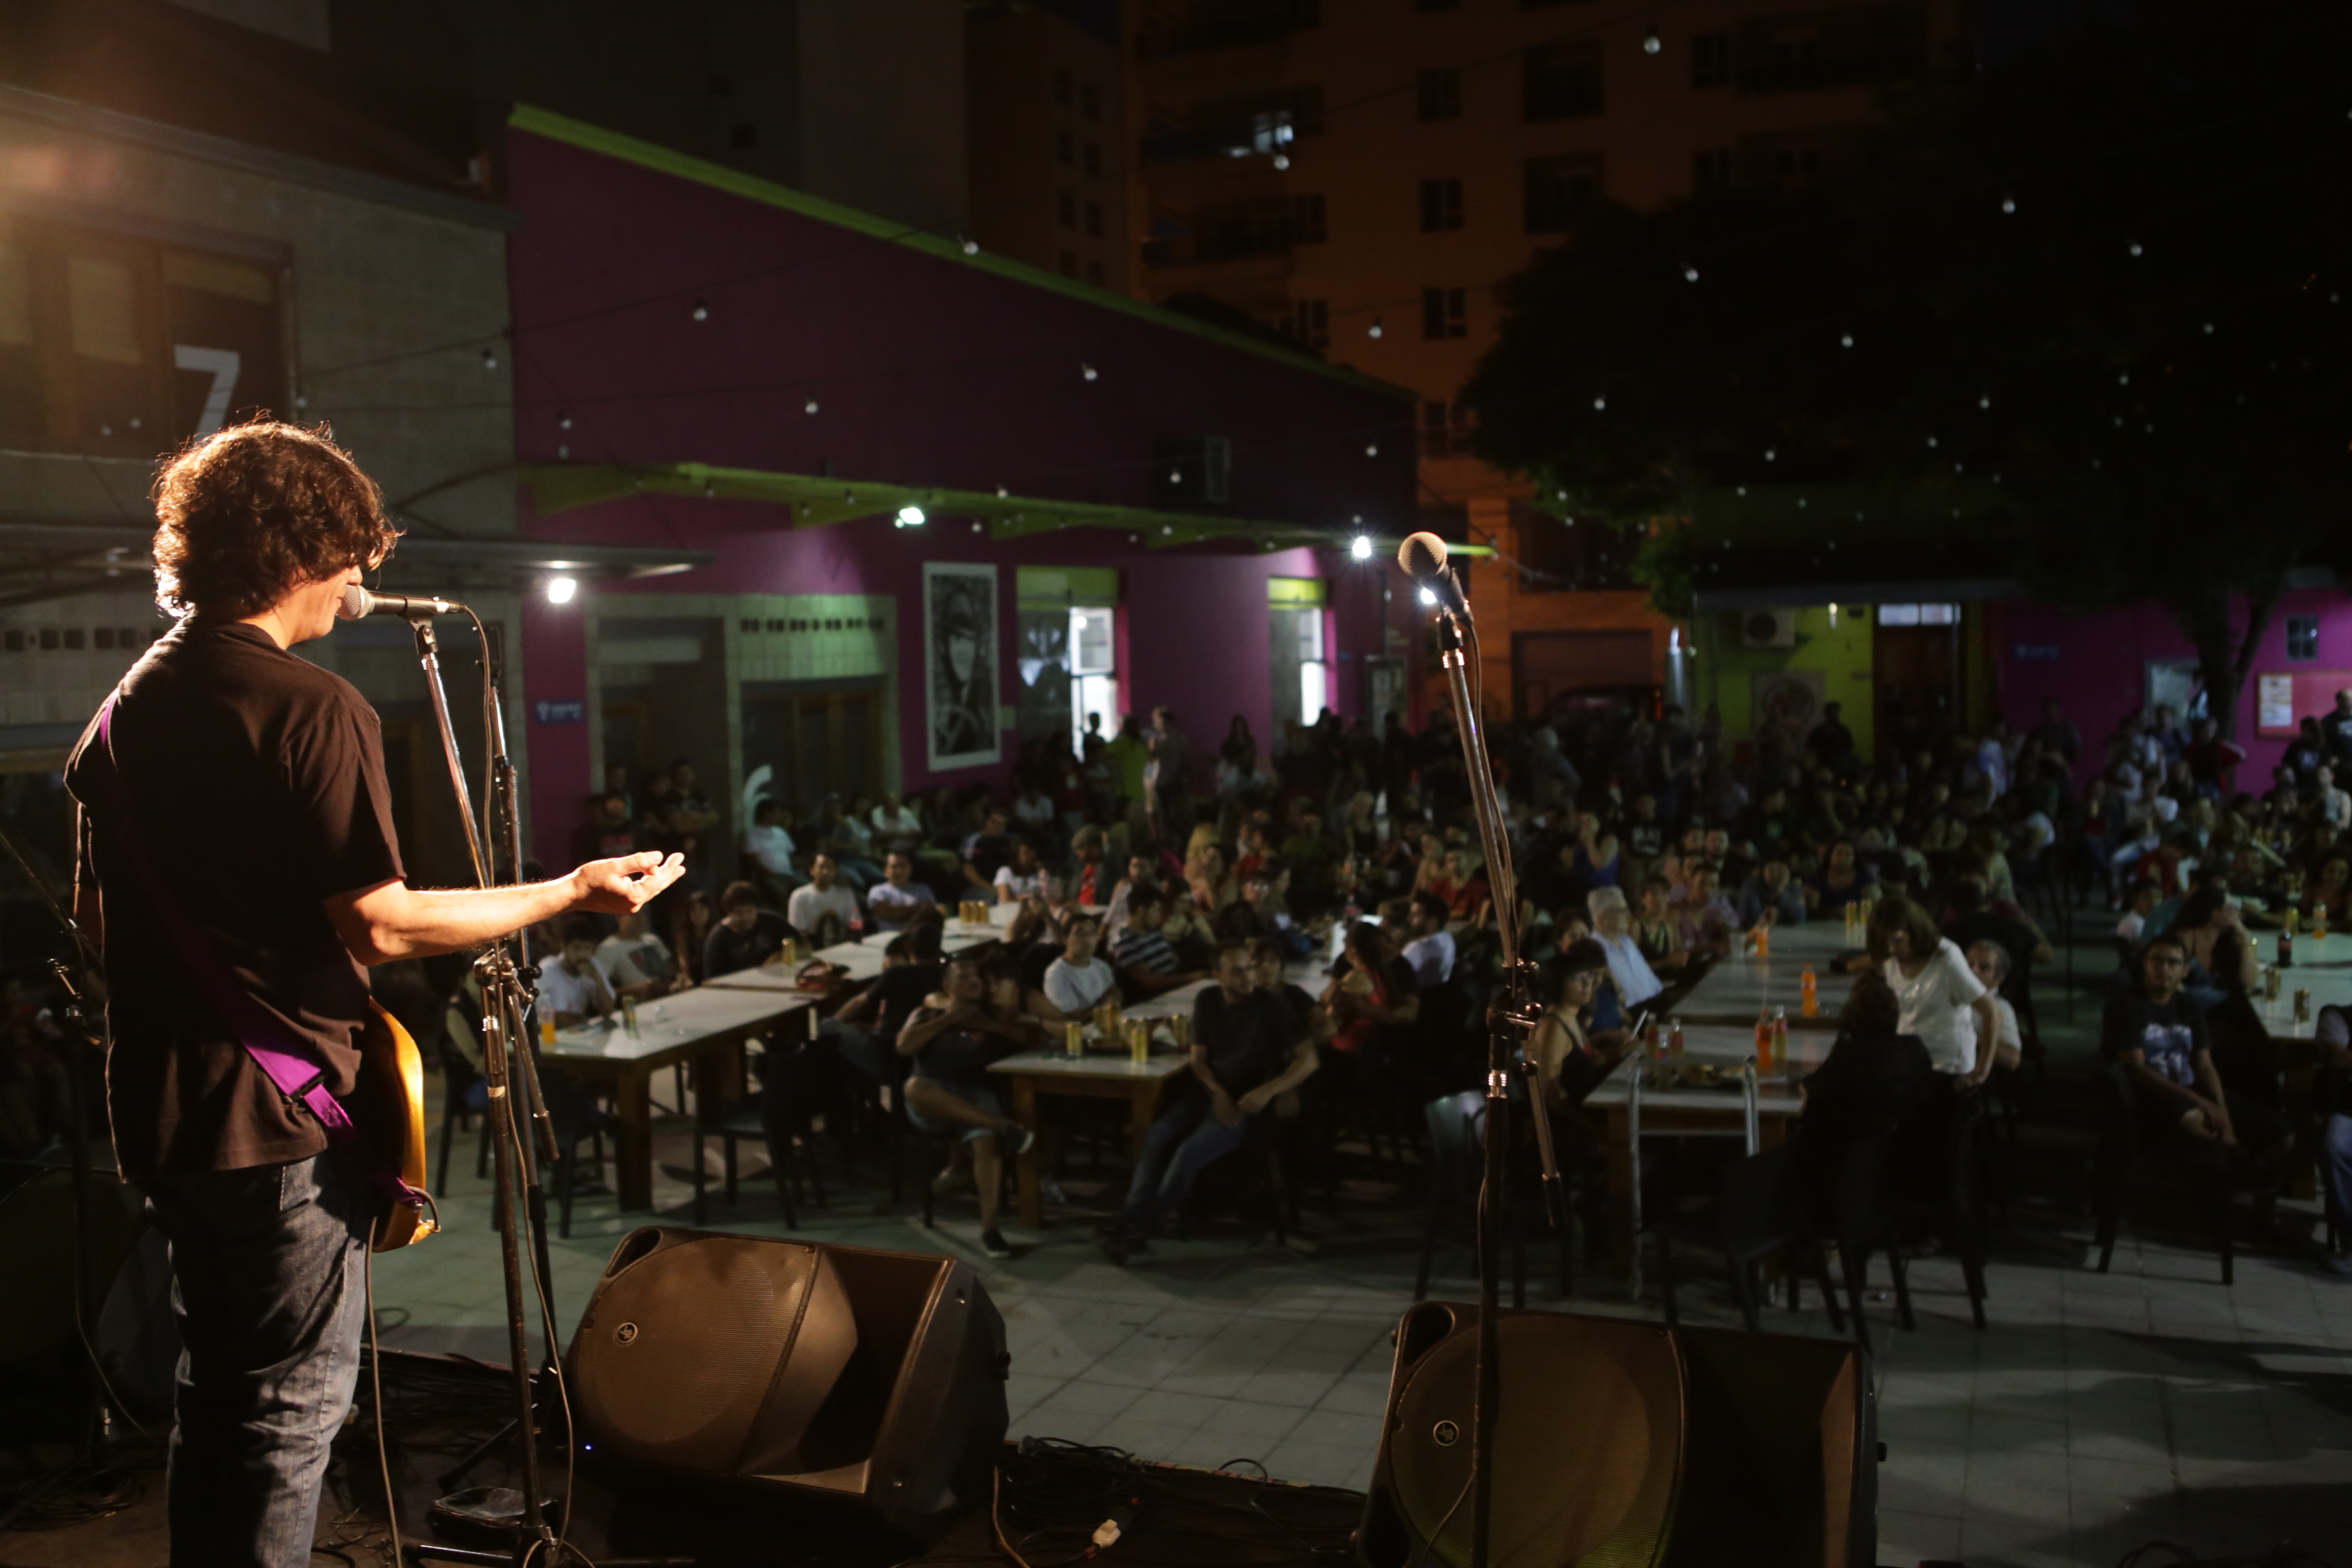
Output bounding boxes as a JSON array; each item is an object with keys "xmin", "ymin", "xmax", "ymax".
[
  {"xmin": 1412, "ymin": 1089, "xmax": 1573, "ymax": 1305},
  {"xmin": 1887, "ymin": 1093, "xmax": 1991, "ymax": 1330},
  {"xmin": 2092, "ymin": 1061, "xmax": 2253, "ymax": 1285},
  {"xmin": 1654, "ymin": 1141, "xmax": 1845, "ymax": 1335},
  {"xmin": 691, "ymin": 1098, "xmax": 808, "ymax": 1229},
  {"xmin": 432, "ymin": 1044, "xmax": 492, "ymax": 1194}
]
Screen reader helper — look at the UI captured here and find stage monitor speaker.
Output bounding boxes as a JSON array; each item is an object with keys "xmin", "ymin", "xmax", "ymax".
[
  {"xmin": 566, "ymin": 1228, "xmax": 1008, "ymax": 1545},
  {"xmin": 1356, "ymin": 1303, "xmax": 1875, "ymax": 1568}
]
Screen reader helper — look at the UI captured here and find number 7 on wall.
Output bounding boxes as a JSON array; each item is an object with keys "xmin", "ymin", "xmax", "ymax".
[{"xmin": 173, "ymin": 345, "xmax": 242, "ymax": 436}]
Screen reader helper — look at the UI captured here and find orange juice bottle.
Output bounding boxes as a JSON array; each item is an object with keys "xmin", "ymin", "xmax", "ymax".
[
  {"xmin": 1752, "ymin": 1006, "xmax": 1772, "ymax": 1070},
  {"xmin": 1756, "ymin": 922, "xmax": 1771, "ymax": 959},
  {"xmin": 1771, "ymin": 1007, "xmax": 1788, "ymax": 1070},
  {"xmin": 1801, "ymin": 965, "xmax": 1819, "ymax": 1018}
]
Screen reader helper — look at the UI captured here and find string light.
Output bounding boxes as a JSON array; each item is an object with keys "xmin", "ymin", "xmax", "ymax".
[
  {"xmin": 805, "ymin": 399, "xmax": 820, "ymax": 414},
  {"xmin": 2128, "ymin": 241, "xmax": 2144, "ymax": 257},
  {"xmin": 1369, "ymin": 318, "xmax": 1384, "ymax": 338},
  {"xmin": 1683, "ymin": 264, "xmax": 1700, "ymax": 282},
  {"xmin": 556, "ymin": 445, "xmax": 569, "ymax": 459},
  {"xmin": 559, "ymin": 415, "xmax": 573, "ymax": 430},
  {"xmin": 481, "ymin": 349, "xmax": 498, "ymax": 371},
  {"xmin": 1081, "ymin": 363, "xmax": 1098, "ymax": 380},
  {"xmin": 1764, "ymin": 447, "xmax": 1776, "ymax": 461},
  {"xmin": 1273, "ymin": 153, "xmax": 1291, "ymax": 170},
  {"xmin": 1592, "ymin": 395, "xmax": 1607, "ymax": 410},
  {"xmin": 691, "ymin": 299, "xmax": 710, "ymax": 321},
  {"xmin": 1840, "ymin": 332, "xmax": 1855, "ymax": 348},
  {"xmin": 2000, "ymin": 194, "xmax": 2016, "ymax": 214},
  {"xmin": 897, "ymin": 505, "xmax": 926, "ymax": 527},
  {"xmin": 961, "ymin": 237, "xmax": 980, "ymax": 254},
  {"xmin": 1350, "ymin": 536, "xmax": 1373, "ymax": 560},
  {"xmin": 1642, "ymin": 28, "xmax": 1662, "ymax": 53},
  {"xmin": 1366, "ymin": 442, "xmax": 1379, "ymax": 456},
  {"xmin": 1979, "ymin": 394, "xmax": 1991, "ymax": 408}
]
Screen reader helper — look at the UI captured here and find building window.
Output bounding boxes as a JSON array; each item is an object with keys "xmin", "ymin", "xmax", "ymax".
[
  {"xmin": 1086, "ymin": 258, "xmax": 1105, "ymax": 286},
  {"xmin": 1523, "ymin": 42, "xmax": 1603, "ymax": 121},
  {"xmin": 1419, "ymin": 177, "xmax": 1464, "ymax": 232},
  {"xmin": 2287, "ymin": 615, "xmax": 2321, "ymax": 661},
  {"xmin": 1421, "ymin": 287, "xmax": 1467, "ymax": 340},
  {"xmin": 1084, "ymin": 199, "xmax": 1104, "ymax": 237},
  {"xmin": 1421, "ymin": 400, "xmax": 1472, "ymax": 456},
  {"xmin": 1059, "ymin": 250, "xmax": 1078, "ymax": 277},
  {"xmin": 1290, "ymin": 193, "xmax": 1327, "ymax": 243},
  {"xmin": 1081, "ymin": 83, "xmax": 1101, "ymax": 118},
  {"xmin": 1692, "ymin": 148, "xmax": 1733, "ymax": 192},
  {"xmin": 1417, "ymin": 67, "xmax": 1462, "ymax": 120},
  {"xmin": 0, "ymin": 217, "xmax": 288, "ymax": 455},
  {"xmin": 1054, "ymin": 68, "xmax": 1072, "ymax": 107},
  {"xmin": 1056, "ymin": 129, "xmax": 1074, "ymax": 165},
  {"xmin": 1876, "ymin": 603, "xmax": 1959, "ymax": 626},
  {"xmin": 1289, "ymin": 298, "xmax": 1329, "ymax": 352},
  {"xmin": 1692, "ymin": 30, "xmax": 1733, "ymax": 87},
  {"xmin": 1057, "ymin": 189, "xmax": 1077, "ymax": 227},
  {"xmin": 1524, "ymin": 154, "xmax": 1602, "ymax": 233}
]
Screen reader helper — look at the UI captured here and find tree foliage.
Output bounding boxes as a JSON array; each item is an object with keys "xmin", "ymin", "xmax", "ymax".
[{"xmin": 1459, "ymin": 0, "xmax": 2352, "ymax": 738}]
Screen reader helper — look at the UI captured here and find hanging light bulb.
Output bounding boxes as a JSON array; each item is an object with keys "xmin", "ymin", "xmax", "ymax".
[
  {"xmin": 897, "ymin": 505, "xmax": 926, "ymax": 527},
  {"xmin": 1081, "ymin": 363, "xmax": 1098, "ymax": 380},
  {"xmin": 2128, "ymin": 241, "xmax": 2144, "ymax": 257},
  {"xmin": 1764, "ymin": 447, "xmax": 1776, "ymax": 461},
  {"xmin": 1366, "ymin": 442, "xmax": 1379, "ymax": 456},
  {"xmin": 1369, "ymin": 318, "xmax": 1384, "ymax": 338},
  {"xmin": 804, "ymin": 399, "xmax": 820, "ymax": 414},
  {"xmin": 1642, "ymin": 28, "xmax": 1662, "ymax": 54},
  {"xmin": 962, "ymin": 237, "xmax": 980, "ymax": 254},
  {"xmin": 1272, "ymin": 153, "xmax": 1291, "ymax": 170},
  {"xmin": 1840, "ymin": 332, "xmax": 1855, "ymax": 348},
  {"xmin": 691, "ymin": 299, "xmax": 710, "ymax": 321},
  {"xmin": 1979, "ymin": 394, "xmax": 1991, "ymax": 409},
  {"xmin": 1683, "ymin": 264, "xmax": 1700, "ymax": 282},
  {"xmin": 559, "ymin": 415, "xmax": 573, "ymax": 430},
  {"xmin": 481, "ymin": 348, "xmax": 499, "ymax": 371},
  {"xmin": 2000, "ymin": 194, "xmax": 2016, "ymax": 214},
  {"xmin": 1592, "ymin": 395, "xmax": 1607, "ymax": 410}
]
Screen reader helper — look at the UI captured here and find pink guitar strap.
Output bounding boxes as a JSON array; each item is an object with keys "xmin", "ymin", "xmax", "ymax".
[{"xmin": 95, "ymin": 697, "xmax": 425, "ymax": 1215}]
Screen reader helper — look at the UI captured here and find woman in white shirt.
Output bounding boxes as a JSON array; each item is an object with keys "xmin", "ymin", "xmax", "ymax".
[{"xmin": 1867, "ymin": 897, "xmax": 1998, "ymax": 1081}]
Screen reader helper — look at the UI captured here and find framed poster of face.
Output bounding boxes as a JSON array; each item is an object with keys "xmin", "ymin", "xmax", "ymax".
[{"xmin": 924, "ymin": 560, "xmax": 1000, "ymax": 771}]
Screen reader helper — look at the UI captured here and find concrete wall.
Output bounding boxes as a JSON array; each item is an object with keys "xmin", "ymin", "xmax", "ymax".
[
  {"xmin": 1699, "ymin": 603, "xmax": 1877, "ymax": 764},
  {"xmin": 504, "ymin": 117, "xmax": 1417, "ymax": 865}
]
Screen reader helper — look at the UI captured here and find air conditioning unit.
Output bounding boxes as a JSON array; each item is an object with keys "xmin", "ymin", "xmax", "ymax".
[{"xmin": 1740, "ymin": 608, "xmax": 1798, "ymax": 648}]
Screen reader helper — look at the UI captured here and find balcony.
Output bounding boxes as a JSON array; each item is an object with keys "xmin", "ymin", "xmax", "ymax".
[{"xmin": 1138, "ymin": 88, "xmax": 1321, "ymax": 165}]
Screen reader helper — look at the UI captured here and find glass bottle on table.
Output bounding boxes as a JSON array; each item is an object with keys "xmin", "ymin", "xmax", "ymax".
[
  {"xmin": 1800, "ymin": 964, "xmax": 1819, "ymax": 1018},
  {"xmin": 1770, "ymin": 1007, "xmax": 1788, "ymax": 1073}
]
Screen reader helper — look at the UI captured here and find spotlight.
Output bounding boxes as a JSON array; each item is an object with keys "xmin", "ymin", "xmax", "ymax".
[
  {"xmin": 897, "ymin": 505, "xmax": 926, "ymax": 527},
  {"xmin": 546, "ymin": 576, "xmax": 577, "ymax": 605},
  {"xmin": 1351, "ymin": 536, "xmax": 1373, "ymax": 560},
  {"xmin": 1418, "ymin": 587, "xmax": 1438, "ymax": 606}
]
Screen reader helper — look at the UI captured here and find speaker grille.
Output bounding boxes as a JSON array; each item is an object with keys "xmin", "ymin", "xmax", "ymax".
[{"xmin": 1388, "ymin": 1314, "xmax": 1684, "ymax": 1568}]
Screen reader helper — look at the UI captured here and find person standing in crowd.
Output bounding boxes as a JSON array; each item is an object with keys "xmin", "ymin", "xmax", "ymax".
[{"xmin": 1866, "ymin": 896, "xmax": 1997, "ymax": 1082}]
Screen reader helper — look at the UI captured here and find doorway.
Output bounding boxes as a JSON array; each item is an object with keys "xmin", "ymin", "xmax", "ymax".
[
  {"xmin": 1874, "ymin": 618, "xmax": 1962, "ymax": 763},
  {"xmin": 741, "ymin": 681, "xmax": 885, "ymax": 819}
]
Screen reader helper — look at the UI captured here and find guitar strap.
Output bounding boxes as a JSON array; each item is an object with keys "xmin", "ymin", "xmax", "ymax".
[{"xmin": 94, "ymin": 696, "xmax": 428, "ymax": 1218}]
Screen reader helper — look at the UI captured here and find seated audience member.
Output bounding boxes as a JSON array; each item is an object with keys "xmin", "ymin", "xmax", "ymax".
[
  {"xmin": 744, "ymin": 799, "xmax": 800, "ymax": 894},
  {"xmin": 870, "ymin": 790, "xmax": 926, "ymax": 856},
  {"xmin": 1963, "ymin": 941, "xmax": 2025, "ymax": 1075},
  {"xmin": 1069, "ymin": 827, "xmax": 1117, "ymax": 906},
  {"xmin": 961, "ymin": 810, "xmax": 1018, "ymax": 895},
  {"xmin": 1105, "ymin": 892, "xmax": 1198, "ymax": 991},
  {"xmin": 2115, "ymin": 879, "xmax": 2162, "ymax": 944},
  {"xmin": 1036, "ymin": 916, "xmax": 1120, "ymax": 1021},
  {"xmin": 1942, "ymin": 876, "xmax": 2049, "ymax": 1008},
  {"xmin": 537, "ymin": 915, "xmax": 619, "ymax": 1028},
  {"xmin": 2103, "ymin": 935, "xmax": 2290, "ymax": 1177},
  {"xmin": 1674, "ymin": 866, "xmax": 1739, "ymax": 960},
  {"xmin": 867, "ymin": 851, "xmax": 939, "ymax": 931},
  {"xmin": 1588, "ymin": 886, "xmax": 1666, "ymax": 1012},
  {"xmin": 704, "ymin": 879, "xmax": 797, "ymax": 979},
  {"xmin": 1324, "ymin": 919, "xmax": 1421, "ymax": 1072},
  {"xmin": 1804, "ymin": 840, "xmax": 1877, "ymax": 917},
  {"xmin": 817, "ymin": 931, "xmax": 932, "ymax": 1089},
  {"xmin": 1735, "ymin": 857, "xmax": 1807, "ymax": 928},
  {"xmin": 898, "ymin": 958, "xmax": 1043, "ymax": 1259},
  {"xmin": 1400, "ymin": 890, "xmax": 1457, "ymax": 988},
  {"xmin": 1630, "ymin": 876, "xmax": 1693, "ymax": 974},
  {"xmin": 1250, "ymin": 937, "xmax": 1328, "ymax": 1055},
  {"xmin": 1527, "ymin": 940, "xmax": 1632, "ymax": 1114},
  {"xmin": 785, "ymin": 853, "xmax": 862, "ymax": 946},
  {"xmin": 595, "ymin": 909, "xmax": 676, "ymax": 998},
  {"xmin": 1103, "ymin": 850, "xmax": 1161, "ymax": 934},
  {"xmin": 2168, "ymin": 885, "xmax": 2260, "ymax": 1011},
  {"xmin": 674, "ymin": 891, "xmax": 718, "ymax": 985},
  {"xmin": 1427, "ymin": 848, "xmax": 1493, "ymax": 926},
  {"xmin": 2311, "ymin": 1004, "xmax": 2352, "ymax": 1276},
  {"xmin": 1792, "ymin": 974, "xmax": 1939, "ymax": 1218},
  {"xmin": 1866, "ymin": 896, "xmax": 1997, "ymax": 1083},
  {"xmin": 1213, "ymin": 867, "xmax": 1287, "ymax": 946},
  {"xmin": 1099, "ymin": 943, "xmax": 1319, "ymax": 1263},
  {"xmin": 994, "ymin": 839, "xmax": 1049, "ymax": 903}
]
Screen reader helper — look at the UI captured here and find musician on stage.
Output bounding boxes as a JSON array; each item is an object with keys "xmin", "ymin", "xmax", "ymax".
[{"xmin": 64, "ymin": 423, "xmax": 684, "ymax": 1568}]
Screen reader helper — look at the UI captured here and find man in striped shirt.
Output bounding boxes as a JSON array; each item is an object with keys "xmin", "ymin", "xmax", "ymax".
[{"xmin": 1108, "ymin": 892, "xmax": 1204, "ymax": 994}]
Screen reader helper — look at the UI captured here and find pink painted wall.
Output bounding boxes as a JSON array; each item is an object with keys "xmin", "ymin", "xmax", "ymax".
[
  {"xmin": 502, "ymin": 125, "xmax": 1418, "ymax": 864},
  {"xmin": 1993, "ymin": 587, "xmax": 2352, "ymax": 789}
]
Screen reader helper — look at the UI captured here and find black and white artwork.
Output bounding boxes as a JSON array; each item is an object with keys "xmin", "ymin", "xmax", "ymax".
[{"xmin": 923, "ymin": 561, "xmax": 1000, "ymax": 771}]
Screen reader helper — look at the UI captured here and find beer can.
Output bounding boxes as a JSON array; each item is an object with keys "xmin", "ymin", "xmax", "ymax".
[
  {"xmin": 2295, "ymin": 988, "xmax": 2312, "ymax": 1023},
  {"xmin": 1065, "ymin": 1020, "xmax": 1084, "ymax": 1057}
]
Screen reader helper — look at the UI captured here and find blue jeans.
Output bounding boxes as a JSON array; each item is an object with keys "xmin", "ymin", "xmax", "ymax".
[
  {"xmin": 1120, "ymin": 1096, "xmax": 1251, "ymax": 1237},
  {"xmin": 146, "ymin": 1153, "xmax": 371, "ymax": 1568}
]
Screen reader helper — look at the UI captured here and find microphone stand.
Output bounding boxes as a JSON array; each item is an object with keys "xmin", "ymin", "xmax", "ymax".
[
  {"xmin": 400, "ymin": 609, "xmax": 563, "ymax": 1565},
  {"xmin": 1426, "ymin": 606, "xmax": 1565, "ymax": 1568}
]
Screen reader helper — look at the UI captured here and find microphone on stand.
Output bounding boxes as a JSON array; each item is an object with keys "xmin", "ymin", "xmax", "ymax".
[
  {"xmin": 1396, "ymin": 531, "xmax": 1471, "ymax": 619},
  {"xmin": 339, "ymin": 584, "xmax": 471, "ymax": 621}
]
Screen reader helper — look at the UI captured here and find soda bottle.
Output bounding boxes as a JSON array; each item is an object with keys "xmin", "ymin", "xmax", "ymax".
[
  {"xmin": 1756, "ymin": 922, "xmax": 1771, "ymax": 959},
  {"xmin": 2317, "ymin": 906, "xmax": 2331, "ymax": 944},
  {"xmin": 1801, "ymin": 964, "xmax": 1819, "ymax": 1018},
  {"xmin": 1753, "ymin": 1006, "xmax": 1772, "ymax": 1071},
  {"xmin": 2279, "ymin": 925, "xmax": 2295, "ymax": 969},
  {"xmin": 849, "ymin": 902, "xmax": 866, "ymax": 936},
  {"xmin": 1771, "ymin": 1007, "xmax": 1788, "ymax": 1071},
  {"xmin": 1668, "ymin": 1017, "xmax": 1685, "ymax": 1060}
]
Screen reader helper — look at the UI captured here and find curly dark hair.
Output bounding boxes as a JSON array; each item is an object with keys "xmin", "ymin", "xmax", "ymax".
[{"xmin": 150, "ymin": 422, "xmax": 399, "ymax": 617}]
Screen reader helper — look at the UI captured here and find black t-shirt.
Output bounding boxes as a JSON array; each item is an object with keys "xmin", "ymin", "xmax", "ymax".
[
  {"xmin": 66, "ymin": 619, "xmax": 405, "ymax": 1182},
  {"xmin": 1191, "ymin": 986, "xmax": 1297, "ymax": 1097},
  {"xmin": 2101, "ymin": 991, "xmax": 2209, "ymax": 1087},
  {"xmin": 907, "ymin": 1004, "xmax": 1019, "ymax": 1085},
  {"xmin": 704, "ymin": 910, "xmax": 796, "ymax": 978},
  {"xmin": 873, "ymin": 962, "xmax": 943, "ymax": 1047}
]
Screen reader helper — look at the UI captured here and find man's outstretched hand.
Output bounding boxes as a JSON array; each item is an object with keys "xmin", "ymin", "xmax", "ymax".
[{"xmin": 572, "ymin": 851, "xmax": 686, "ymax": 913}]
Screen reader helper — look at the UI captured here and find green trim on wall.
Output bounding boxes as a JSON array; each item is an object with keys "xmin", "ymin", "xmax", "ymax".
[
  {"xmin": 521, "ymin": 459, "xmax": 1494, "ymax": 558},
  {"xmin": 506, "ymin": 104, "xmax": 1416, "ymax": 404},
  {"xmin": 1017, "ymin": 566, "xmax": 1122, "ymax": 606},
  {"xmin": 1267, "ymin": 576, "xmax": 1328, "ymax": 607}
]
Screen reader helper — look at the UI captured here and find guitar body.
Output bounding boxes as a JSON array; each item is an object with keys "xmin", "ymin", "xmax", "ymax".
[{"xmin": 355, "ymin": 999, "xmax": 438, "ymax": 1253}]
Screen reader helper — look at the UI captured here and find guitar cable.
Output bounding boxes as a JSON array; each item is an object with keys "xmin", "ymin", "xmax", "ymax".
[{"xmin": 365, "ymin": 1248, "xmax": 406, "ymax": 1568}]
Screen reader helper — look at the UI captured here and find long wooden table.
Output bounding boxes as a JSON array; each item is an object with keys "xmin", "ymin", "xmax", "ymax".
[
  {"xmin": 542, "ymin": 988, "xmax": 814, "ymax": 1210},
  {"xmin": 1671, "ymin": 947, "xmax": 1861, "ymax": 1028},
  {"xmin": 1580, "ymin": 1023, "xmax": 1813, "ymax": 1274}
]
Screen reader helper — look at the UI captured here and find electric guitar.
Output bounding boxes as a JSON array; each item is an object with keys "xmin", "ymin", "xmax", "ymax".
[{"xmin": 352, "ymin": 1000, "xmax": 439, "ymax": 1253}]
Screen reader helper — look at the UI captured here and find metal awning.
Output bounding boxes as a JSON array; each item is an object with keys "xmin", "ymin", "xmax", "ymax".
[{"xmin": 0, "ymin": 519, "xmax": 709, "ymax": 609}]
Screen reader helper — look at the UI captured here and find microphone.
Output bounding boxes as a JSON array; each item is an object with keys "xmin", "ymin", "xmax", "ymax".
[
  {"xmin": 1396, "ymin": 531, "xmax": 1470, "ymax": 618},
  {"xmin": 339, "ymin": 584, "xmax": 470, "ymax": 621}
]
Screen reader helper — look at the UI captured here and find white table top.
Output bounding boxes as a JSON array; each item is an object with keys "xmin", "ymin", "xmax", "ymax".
[
  {"xmin": 1580, "ymin": 1024, "xmax": 1811, "ymax": 1114},
  {"xmin": 861, "ymin": 924, "xmax": 999, "ymax": 955},
  {"xmin": 986, "ymin": 1048, "xmax": 1193, "ymax": 1081},
  {"xmin": 544, "ymin": 987, "xmax": 811, "ymax": 1063}
]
